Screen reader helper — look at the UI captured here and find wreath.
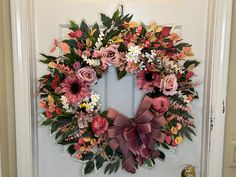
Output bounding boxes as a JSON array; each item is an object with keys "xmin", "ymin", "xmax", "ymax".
[{"xmin": 38, "ymin": 8, "xmax": 200, "ymax": 175}]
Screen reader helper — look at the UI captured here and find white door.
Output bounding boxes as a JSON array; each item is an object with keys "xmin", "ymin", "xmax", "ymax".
[{"xmin": 35, "ymin": 1, "xmax": 207, "ymax": 177}]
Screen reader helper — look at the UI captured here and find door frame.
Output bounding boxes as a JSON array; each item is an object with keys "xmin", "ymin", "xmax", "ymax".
[{"xmin": 10, "ymin": 0, "xmax": 233, "ymax": 177}]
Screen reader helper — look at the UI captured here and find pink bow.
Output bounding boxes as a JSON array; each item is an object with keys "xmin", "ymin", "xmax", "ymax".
[{"xmin": 107, "ymin": 96, "xmax": 167, "ymax": 173}]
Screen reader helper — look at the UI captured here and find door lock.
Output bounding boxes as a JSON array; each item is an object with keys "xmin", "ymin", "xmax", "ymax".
[{"xmin": 181, "ymin": 165, "xmax": 196, "ymax": 177}]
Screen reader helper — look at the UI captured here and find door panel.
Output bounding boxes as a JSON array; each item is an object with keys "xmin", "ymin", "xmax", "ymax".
[{"xmin": 35, "ymin": 0, "xmax": 207, "ymax": 177}]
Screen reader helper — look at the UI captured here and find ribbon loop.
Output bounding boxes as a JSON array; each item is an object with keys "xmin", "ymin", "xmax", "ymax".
[{"xmin": 107, "ymin": 95, "xmax": 167, "ymax": 173}]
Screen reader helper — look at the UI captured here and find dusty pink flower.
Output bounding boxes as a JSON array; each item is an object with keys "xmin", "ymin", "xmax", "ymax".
[
  {"xmin": 125, "ymin": 62, "xmax": 138, "ymax": 73},
  {"xmin": 82, "ymin": 50, "xmax": 91, "ymax": 57},
  {"xmin": 100, "ymin": 45, "xmax": 120, "ymax": 69},
  {"xmin": 73, "ymin": 62, "xmax": 81, "ymax": 71},
  {"xmin": 61, "ymin": 74, "xmax": 90, "ymax": 104},
  {"xmin": 76, "ymin": 67, "xmax": 97, "ymax": 85},
  {"xmin": 92, "ymin": 49, "xmax": 100, "ymax": 58},
  {"xmin": 161, "ymin": 74, "xmax": 178, "ymax": 95},
  {"xmin": 152, "ymin": 96, "xmax": 170, "ymax": 113},
  {"xmin": 91, "ymin": 116, "xmax": 109, "ymax": 136},
  {"xmin": 136, "ymin": 70, "xmax": 161, "ymax": 92}
]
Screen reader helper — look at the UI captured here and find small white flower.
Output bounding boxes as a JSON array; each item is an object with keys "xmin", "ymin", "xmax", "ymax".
[
  {"xmin": 82, "ymin": 55, "xmax": 101, "ymax": 66},
  {"xmin": 61, "ymin": 95, "xmax": 72, "ymax": 112},
  {"xmin": 90, "ymin": 92, "xmax": 100, "ymax": 103},
  {"xmin": 126, "ymin": 45, "xmax": 142, "ymax": 63},
  {"xmin": 95, "ymin": 32, "xmax": 104, "ymax": 49}
]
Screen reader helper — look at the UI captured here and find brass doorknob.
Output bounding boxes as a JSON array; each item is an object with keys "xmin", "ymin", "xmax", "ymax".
[{"xmin": 181, "ymin": 165, "xmax": 196, "ymax": 177}]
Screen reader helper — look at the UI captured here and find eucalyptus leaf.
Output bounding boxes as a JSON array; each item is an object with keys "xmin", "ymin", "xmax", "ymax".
[
  {"xmin": 95, "ymin": 155, "xmax": 105, "ymax": 171},
  {"xmin": 83, "ymin": 161, "xmax": 95, "ymax": 175}
]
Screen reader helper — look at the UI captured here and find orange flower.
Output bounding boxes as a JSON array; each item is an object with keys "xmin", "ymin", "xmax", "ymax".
[
  {"xmin": 60, "ymin": 42, "xmax": 70, "ymax": 53},
  {"xmin": 39, "ymin": 100, "xmax": 47, "ymax": 109},
  {"xmin": 48, "ymin": 105, "xmax": 55, "ymax": 113},
  {"xmin": 169, "ymin": 33, "xmax": 179, "ymax": 41}
]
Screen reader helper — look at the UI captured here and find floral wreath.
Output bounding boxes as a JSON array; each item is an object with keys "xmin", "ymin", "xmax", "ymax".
[{"xmin": 38, "ymin": 9, "xmax": 200, "ymax": 175}]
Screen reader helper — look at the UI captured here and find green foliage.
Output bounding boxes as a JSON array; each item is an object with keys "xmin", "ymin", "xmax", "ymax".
[
  {"xmin": 80, "ymin": 152, "xmax": 94, "ymax": 161},
  {"xmin": 116, "ymin": 69, "xmax": 127, "ymax": 80},
  {"xmin": 83, "ymin": 161, "xmax": 95, "ymax": 175},
  {"xmin": 100, "ymin": 13, "xmax": 112, "ymax": 28},
  {"xmin": 175, "ymin": 43, "xmax": 191, "ymax": 51},
  {"xmin": 144, "ymin": 159, "xmax": 155, "ymax": 168},
  {"xmin": 183, "ymin": 60, "xmax": 200, "ymax": 69},
  {"xmin": 168, "ymin": 108, "xmax": 194, "ymax": 119},
  {"xmin": 158, "ymin": 151, "xmax": 165, "ymax": 160},
  {"xmin": 67, "ymin": 144, "xmax": 76, "ymax": 156},
  {"xmin": 39, "ymin": 53, "xmax": 57, "ymax": 64},
  {"xmin": 68, "ymin": 21, "xmax": 79, "ymax": 31},
  {"xmin": 95, "ymin": 155, "xmax": 105, "ymax": 171},
  {"xmin": 41, "ymin": 118, "xmax": 53, "ymax": 125},
  {"xmin": 118, "ymin": 42, "xmax": 128, "ymax": 52},
  {"xmin": 104, "ymin": 159, "xmax": 120, "ymax": 174},
  {"xmin": 180, "ymin": 126, "xmax": 196, "ymax": 141},
  {"xmin": 80, "ymin": 20, "xmax": 89, "ymax": 34},
  {"xmin": 104, "ymin": 145, "xmax": 114, "ymax": 159}
]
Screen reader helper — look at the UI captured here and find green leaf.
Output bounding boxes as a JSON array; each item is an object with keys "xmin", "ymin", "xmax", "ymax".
[
  {"xmin": 183, "ymin": 130, "xmax": 193, "ymax": 141},
  {"xmin": 100, "ymin": 13, "xmax": 112, "ymax": 28},
  {"xmin": 81, "ymin": 152, "xmax": 94, "ymax": 161},
  {"xmin": 80, "ymin": 20, "xmax": 89, "ymax": 34},
  {"xmin": 159, "ymin": 151, "xmax": 166, "ymax": 160},
  {"xmin": 92, "ymin": 23, "xmax": 100, "ymax": 40},
  {"xmin": 114, "ymin": 159, "xmax": 120, "ymax": 173},
  {"xmin": 104, "ymin": 146, "xmax": 113, "ymax": 158},
  {"xmin": 144, "ymin": 159, "xmax": 155, "ymax": 168},
  {"xmin": 69, "ymin": 21, "xmax": 79, "ymax": 31},
  {"xmin": 121, "ymin": 14, "xmax": 133, "ymax": 23},
  {"xmin": 175, "ymin": 43, "xmax": 191, "ymax": 50},
  {"xmin": 118, "ymin": 42, "xmax": 128, "ymax": 52},
  {"xmin": 116, "ymin": 69, "xmax": 127, "ymax": 80},
  {"xmin": 67, "ymin": 144, "xmax": 76, "ymax": 156},
  {"xmin": 50, "ymin": 121, "xmax": 60, "ymax": 134},
  {"xmin": 83, "ymin": 161, "xmax": 95, "ymax": 175},
  {"xmin": 168, "ymin": 108, "xmax": 194, "ymax": 119},
  {"xmin": 183, "ymin": 60, "xmax": 200, "ymax": 69},
  {"xmin": 40, "ymin": 53, "xmax": 57, "ymax": 60},
  {"xmin": 185, "ymin": 127, "xmax": 196, "ymax": 136},
  {"xmin": 100, "ymin": 111, "xmax": 108, "ymax": 118},
  {"xmin": 41, "ymin": 118, "xmax": 53, "ymax": 125},
  {"xmin": 62, "ymin": 39, "xmax": 78, "ymax": 49},
  {"xmin": 112, "ymin": 9, "xmax": 120, "ymax": 21},
  {"xmin": 108, "ymin": 163, "xmax": 116, "ymax": 174},
  {"xmin": 95, "ymin": 155, "xmax": 105, "ymax": 171},
  {"xmin": 104, "ymin": 163, "xmax": 112, "ymax": 174},
  {"xmin": 39, "ymin": 53, "xmax": 57, "ymax": 64},
  {"xmin": 161, "ymin": 143, "xmax": 170, "ymax": 150}
]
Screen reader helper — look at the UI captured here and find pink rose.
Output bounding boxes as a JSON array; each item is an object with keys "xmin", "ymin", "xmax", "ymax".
[
  {"xmin": 152, "ymin": 96, "xmax": 170, "ymax": 113},
  {"xmin": 91, "ymin": 116, "xmax": 109, "ymax": 136},
  {"xmin": 76, "ymin": 67, "xmax": 97, "ymax": 85},
  {"xmin": 100, "ymin": 45, "xmax": 120, "ymax": 69},
  {"xmin": 161, "ymin": 74, "xmax": 178, "ymax": 95}
]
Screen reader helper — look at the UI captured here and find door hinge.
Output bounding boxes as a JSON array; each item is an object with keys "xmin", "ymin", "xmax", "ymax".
[
  {"xmin": 210, "ymin": 107, "xmax": 215, "ymax": 130},
  {"xmin": 222, "ymin": 100, "xmax": 226, "ymax": 114}
]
